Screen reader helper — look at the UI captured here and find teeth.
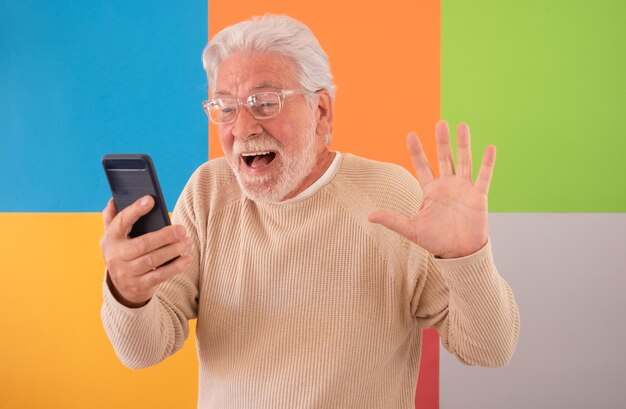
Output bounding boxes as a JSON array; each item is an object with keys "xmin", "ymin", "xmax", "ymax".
[{"xmin": 242, "ymin": 151, "xmax": 271, "ymax": 157}]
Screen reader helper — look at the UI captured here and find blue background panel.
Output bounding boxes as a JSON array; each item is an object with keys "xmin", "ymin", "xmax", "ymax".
[{"xmin": 0, "ymin": 1, "xmax": 208, "ymax": 211}]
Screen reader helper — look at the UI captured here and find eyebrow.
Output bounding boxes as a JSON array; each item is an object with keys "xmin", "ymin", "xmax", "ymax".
[
  {"xmin": 252, "ymin": 81, "xmax": 281, "ymax": 90},
  {"xmin": 213, "ymin": 82, "xmax": 282, "ymax": 97}
]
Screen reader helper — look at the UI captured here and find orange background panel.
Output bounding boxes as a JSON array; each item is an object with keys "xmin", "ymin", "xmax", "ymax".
[
  {"xmin": 208, "ymin": 1, "xmax": 440, "ymax": 172},
  {"xmin": 208, "ymin": 2, "xmax": 441, "ymax": 408},
  {"xmin": 0, "ymin": 214, "xmax": 198, "ymax": 409}
]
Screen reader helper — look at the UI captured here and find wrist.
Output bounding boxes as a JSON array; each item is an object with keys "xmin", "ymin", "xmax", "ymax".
[
  {"xmin": 435, "ymin": 238, "xmax": 488, "ymax": 259},
  {"xmin": 106, "ymin": 273, "xmax": 150, "ymax": 309}
]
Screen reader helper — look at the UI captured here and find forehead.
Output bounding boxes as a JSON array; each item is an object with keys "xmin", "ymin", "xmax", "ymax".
[{"xmin": 214, "ymin": 52, "xmax": 298, "ymax": 95}]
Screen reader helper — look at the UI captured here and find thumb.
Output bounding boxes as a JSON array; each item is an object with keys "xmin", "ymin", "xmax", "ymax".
[
  {"xmin": 109, "ymin": 195, "xmax": 155, "ymax": 238},
  {"xmin": 368, "ymin": 210, "xmax": 415, "ymax": 241}
]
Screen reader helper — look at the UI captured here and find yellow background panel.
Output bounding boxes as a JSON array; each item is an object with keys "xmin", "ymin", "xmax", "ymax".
[{"xmin": 0, "ymin": 213, "xmax": 198, "ymax": 409}]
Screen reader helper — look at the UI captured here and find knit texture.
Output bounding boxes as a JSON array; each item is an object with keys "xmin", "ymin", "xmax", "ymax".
[{"xmin": 101, "ymin": 153, "xmax": 520, "ymax": 408}]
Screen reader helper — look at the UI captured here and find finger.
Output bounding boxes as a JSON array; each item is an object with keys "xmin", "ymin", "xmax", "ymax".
[
  {"xmin": 475, "ymin": 145, "xmax": 496, "ymax": 195},
  {"xmin": 136, "ymin": 254, "xmax": 193, "ymax": 290},
  {"xmin": 456, "ymin": 123, "xmax": 472, "ymax": 180},
  {"xmin": 368, "ymin": 211, "xmax": 415, "ymax": 241},
  {"xmin": 109, "ymin": 195, "xmax": 155, "ymax": 239},
  {"xmin": 120, "ymin": 224, "xmax": 188, "ymax": 261},
  {"xmin": 131, "ymin": 236, "xmax": 192, "ymax": 273},
  {"xmin": 103, "ymin": 198, "xmax": 117, "ymax": 229},
  {"xmin": 407, "ymin": 132, "xmax": 435, "ymax": 185},
  {"xmin": 435, "ymin": 120, "xmax": 455, "ymax": 176}
]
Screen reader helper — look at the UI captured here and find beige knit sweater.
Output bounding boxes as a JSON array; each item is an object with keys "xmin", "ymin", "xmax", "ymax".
[{"xmin": 101, "ymin": 153, "xmax": 520, "ymax": 408}]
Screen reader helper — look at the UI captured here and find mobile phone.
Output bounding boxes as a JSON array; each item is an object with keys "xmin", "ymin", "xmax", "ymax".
[{"xmin": 102, "ymin": 154, "xmax": 171, "ymax": 238}]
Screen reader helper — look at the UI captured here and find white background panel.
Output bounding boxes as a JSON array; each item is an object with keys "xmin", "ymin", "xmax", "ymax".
[{"xmin": 441, "ymin": 213, "xmax": 626, "ymax": 409}]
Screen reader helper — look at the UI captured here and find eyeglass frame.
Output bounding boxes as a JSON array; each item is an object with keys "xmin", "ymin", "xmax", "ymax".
[{"xmin": 202, "ymin": 89, "xmax": 315, "ymax": 125}]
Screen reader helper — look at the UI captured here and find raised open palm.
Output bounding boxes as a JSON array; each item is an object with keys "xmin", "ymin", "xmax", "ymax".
[{"xmin": 369, "ymin": 120, "xmax": 495, "ymax": 259}]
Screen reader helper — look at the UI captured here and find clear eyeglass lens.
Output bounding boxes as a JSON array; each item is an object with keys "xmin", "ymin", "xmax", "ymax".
[
  {"xmin": 209, "ymin": 99, "xmax": 237, "ymax": 123},
  {"xmin": 248, "ymin": 92, "xmax": 281, "ymax": 119},
  {"xmin": 207, "ymin": 92, "xmax": 283, "ymax": 123}
]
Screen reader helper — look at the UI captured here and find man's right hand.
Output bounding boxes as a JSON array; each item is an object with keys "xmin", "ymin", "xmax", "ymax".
[{"xmin": 99, "ymin": 196, "xmax": 193, "ymax": 308}]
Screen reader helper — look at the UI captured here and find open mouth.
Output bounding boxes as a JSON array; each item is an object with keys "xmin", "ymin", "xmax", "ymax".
[{"xmin": 241, "ymin": 151, "xmax": 277, "ymax": 169}]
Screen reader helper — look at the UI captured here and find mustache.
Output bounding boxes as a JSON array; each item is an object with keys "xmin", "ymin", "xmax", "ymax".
[{"xmin": 233, "ymin": 134, "xmax": 283, "ymax": 156}]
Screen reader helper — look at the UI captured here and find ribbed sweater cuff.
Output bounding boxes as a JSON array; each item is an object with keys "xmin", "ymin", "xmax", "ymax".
[
  {"xmin": 432, "ymin": 239, "xmax": 494, "ymax": 277},
  {"xmin": 432, "ymin": 239, "xmax": 507, "ymax": 296}
]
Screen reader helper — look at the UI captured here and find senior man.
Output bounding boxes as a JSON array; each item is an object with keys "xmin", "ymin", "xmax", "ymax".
[{"xmin": 101, "ymin": 14, "xmax": 519, "ymax": 409}]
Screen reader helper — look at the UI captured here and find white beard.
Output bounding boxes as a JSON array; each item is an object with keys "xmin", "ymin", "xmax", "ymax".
[{"xmin": 226, "ymin": 128, "xmax": 317, "ymax": 203}]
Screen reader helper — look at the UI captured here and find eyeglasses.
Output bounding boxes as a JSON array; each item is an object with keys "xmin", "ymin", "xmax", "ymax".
[{"xmin": 202, "ymin": 89, "xmax": 312, "ymax": 124}]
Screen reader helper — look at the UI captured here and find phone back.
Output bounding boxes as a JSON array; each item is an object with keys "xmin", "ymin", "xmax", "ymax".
[{"xmin": 102, "ymin": 154, "xmax": 170, "ymax": 237}]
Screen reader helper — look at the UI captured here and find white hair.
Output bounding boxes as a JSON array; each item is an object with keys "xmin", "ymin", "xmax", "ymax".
[{"xmin": 202, "ymin": 14, "xmax": 336, "ymax": 103}]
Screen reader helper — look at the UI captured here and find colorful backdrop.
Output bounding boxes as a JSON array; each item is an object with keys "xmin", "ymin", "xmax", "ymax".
[{"xmin": 1, "ymin": 1, "xmax": 625, "ymax": 408}]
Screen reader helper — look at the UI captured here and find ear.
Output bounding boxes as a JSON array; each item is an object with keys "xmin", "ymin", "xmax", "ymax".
[{"xmin": 315, "ymin": 90, "xmax": 333, "ymax": 138}]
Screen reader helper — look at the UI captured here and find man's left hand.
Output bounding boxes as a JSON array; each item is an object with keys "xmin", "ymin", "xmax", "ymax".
[{"xmin": 368, "ymin": 120, "xmax": 495, "ymax": 259}]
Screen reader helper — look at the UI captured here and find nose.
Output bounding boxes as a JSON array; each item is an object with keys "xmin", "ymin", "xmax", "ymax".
[{"xmin": 231, "ymin": 105, "xmax": 263, "ymax": 141}]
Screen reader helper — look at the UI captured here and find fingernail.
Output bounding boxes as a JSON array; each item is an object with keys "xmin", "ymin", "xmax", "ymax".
[
  {"xmin": 140, "ymin": 196, "xmax": 151, "ymax": 207},
  {"xmin": 176, "ymin": 225, "xmax": 187, "ymax": 238}
]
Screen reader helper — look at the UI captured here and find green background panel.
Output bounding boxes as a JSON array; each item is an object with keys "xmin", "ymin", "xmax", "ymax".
[{"xmin": 442, "ymin": 0, "xmax": 626, "ymax": 212}]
